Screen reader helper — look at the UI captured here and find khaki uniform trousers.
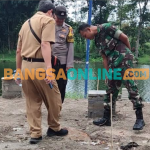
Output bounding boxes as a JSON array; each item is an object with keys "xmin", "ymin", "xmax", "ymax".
[{"xmin": 22, "ymin": 60, "xmax": 62, "ymax": 138}]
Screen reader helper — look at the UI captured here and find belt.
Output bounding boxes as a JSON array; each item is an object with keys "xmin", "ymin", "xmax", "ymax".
[{"xmin": 23, "ymin": 57, "xmax": 44, "ymax": 62}]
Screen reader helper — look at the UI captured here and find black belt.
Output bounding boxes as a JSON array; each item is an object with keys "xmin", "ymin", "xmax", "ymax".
[{"xmin": 23, "ymin": 57, "xmax": 44, "ymax": 62}]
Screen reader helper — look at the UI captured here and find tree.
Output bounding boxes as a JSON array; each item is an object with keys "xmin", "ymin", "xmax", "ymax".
[
  {"xmin": 135, "ymin": 0, "xmax": 149, "ymax": 58},
  {"xmin": 0, "ymin": 0, "xmax": 39, "ymax": 53}
]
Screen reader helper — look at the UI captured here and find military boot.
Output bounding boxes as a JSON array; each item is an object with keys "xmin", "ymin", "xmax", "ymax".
[
  {"xmin": 93, "ymin": 108, "xmax": 111, "ymax": 126},
  {"xmin": 133, "ymin": 107, "xmax": 145, "ymax": 130}
]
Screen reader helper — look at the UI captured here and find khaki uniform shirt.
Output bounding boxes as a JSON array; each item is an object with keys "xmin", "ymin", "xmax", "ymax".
[
  {"xmin": 17, "ymin": 11, "xmax": 55, "ymax": 58},
  {"xmin": 52, "ymin": 22, "xmax": 74, "ymax": 67}
]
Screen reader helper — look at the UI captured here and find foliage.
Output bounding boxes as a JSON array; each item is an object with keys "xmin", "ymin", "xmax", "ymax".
[
  {"xmin": 142, "ymin": 43, "xmax": 150, "ymax": 55},
  {"xmin": 138, "ymin": 54, "xmax": 150, "ymax": 64},
  {"xmin": 0, "ymin": 0, "xmax": 39, "ymax": 53},
  {"xmin": 0, "ymin": 50, "xmax": 16, "ymax": 62},
  {"xmin": 89, "ymin": 57, "xmax": 102, "ymax": 62},
  {"xmin": 0, "ymin": 0, "xmax": 150, "ymax": 62},
  {"xmin": 65, "ymin": 92, "xmax": 83, "ymax": 99}
]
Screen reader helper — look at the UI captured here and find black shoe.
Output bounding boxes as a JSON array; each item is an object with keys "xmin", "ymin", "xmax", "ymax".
[
  {"xmin": 93, "ymin": 118, "xmax": 111, "ymax": 126},
  {"xmin": 29, "ymin": 136, "xmax": 42, "ymax": 144},
  {"xmin": 133, "ymin": 119, "xmax": 145, "ymax": 130},
  {"xmin": 93, "ymin": 108, "xmax": 111, "ymax": 126},
  {"xmin": 47, "ymin": 128, "xmax": 68, "ymax": 137},
  {"xmin": 133, "ymin": 107, "xmax": 145, "ymax": 130}
]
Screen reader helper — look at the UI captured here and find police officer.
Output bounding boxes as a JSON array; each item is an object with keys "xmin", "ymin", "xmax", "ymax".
[
  {"xmin": 52, "ymin": 6, "xmax": 74, "ymax": 103},
  {"xmin": 16, "ymin": 0, "xmax": 68, "ymax": 144},
  {"xmin": 78, "ymin": 23, "xmax": 145, "ymax": 130}
]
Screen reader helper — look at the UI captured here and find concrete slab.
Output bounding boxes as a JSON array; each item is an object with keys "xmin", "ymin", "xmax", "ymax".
[{"xmin": 88, "ymin": 90, "xmax": 106, "ymax": 96}]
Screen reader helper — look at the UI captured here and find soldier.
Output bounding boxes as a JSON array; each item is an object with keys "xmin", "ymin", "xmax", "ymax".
[
  {"xmin": 52, "ymin": 6, "xmax": 74, "ymax": 103},
  {"xmin": 15, "ymin": 0, "xmax": 68, "ymax": 144},
  {"xmin": 78, "ymin": 23, "xmax": 145, "ymax": 130}
]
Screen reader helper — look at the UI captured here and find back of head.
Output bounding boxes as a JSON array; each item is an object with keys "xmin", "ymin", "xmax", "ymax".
[
  {"xmin": 37, "ymin": 0, "xmax": 55, "ymax": 13},
  {"xmin": 78, "ymin": 23, "xmax": 90, "ymax": 33}
]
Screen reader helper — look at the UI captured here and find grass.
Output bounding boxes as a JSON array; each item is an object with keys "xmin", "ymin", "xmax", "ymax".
[
  {"xmin": 0, "ymin": 51, "xmax": 16, "ymax": 62},
  {"xmin": 89, "ymin": 57, "xmax": 102, "ymax": 62},
  {"xmin": 1, "ymin": 51, "xmax": 150, "ymax": 65},
  {"xmin": 65, "ymin": 92, "xmax": 84, "ymax": 99},
  {"xmin": 138, "ymin": 55, "xmax": 150, "ymax": 64}
]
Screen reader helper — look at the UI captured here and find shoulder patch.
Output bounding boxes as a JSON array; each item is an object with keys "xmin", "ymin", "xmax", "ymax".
[{"xmin": 67, "ymin": 27, "xmax": 74, "ymax": 43}]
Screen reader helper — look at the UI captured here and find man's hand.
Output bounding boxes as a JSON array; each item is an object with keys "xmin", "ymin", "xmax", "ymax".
[
  {"xmin": 45, "ymin": 67, "xmax": 55, "ymax": 85},
  {"xmin": 44, "ymin": 76, "xmax": 54, "ymax": 85},
  {"xmin": 105, "ymin": 76, "xmax": 108, "ymax": 84},
  {"xmin": 15, "ymin": 78, "xmax": 22, "ymax": 85}
]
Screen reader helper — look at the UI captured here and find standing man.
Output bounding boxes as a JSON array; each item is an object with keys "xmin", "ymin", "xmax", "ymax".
[
  {"xmin": 52, "ymin": 6, "xmax": 74, "ymax": 103},
  {"xmin": 78, "ymin": 23, "xmax": 145, "ymax": 130},
  {"xmin": 16, "ymin": 0, "xmax": 68, "ymax": 144}
]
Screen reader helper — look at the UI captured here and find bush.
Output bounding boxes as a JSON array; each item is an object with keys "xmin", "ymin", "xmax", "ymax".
[
  {"xmin": 142, "ymin": 42, "xmax": 150, "ymax": 55},
  {"xmin": 138, "ymin": 47, "xmax": 144, "ymax": 57},
  {"xmin": 138, "ymin": 54, "xmax": 150, "ymax": 64}
]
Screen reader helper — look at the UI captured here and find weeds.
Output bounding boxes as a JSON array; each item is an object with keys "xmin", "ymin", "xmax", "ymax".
[{"xmin": 65, "ymin": 92, "xmax": 84, "ymax": 99}]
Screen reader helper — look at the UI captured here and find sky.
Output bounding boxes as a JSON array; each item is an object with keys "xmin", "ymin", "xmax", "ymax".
[
  {"xmin": 66, "ymin": 0, "xmax": 150, "ymax": 23},
  {"xmin": 66, "ymin": 1, "xmax": 88, "ymax": 22}
]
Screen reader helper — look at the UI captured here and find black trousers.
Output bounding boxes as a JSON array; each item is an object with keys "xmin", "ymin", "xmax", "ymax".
[{"xmin": 54, "ymin": 64, "xmax": 67, "ymax": 103}]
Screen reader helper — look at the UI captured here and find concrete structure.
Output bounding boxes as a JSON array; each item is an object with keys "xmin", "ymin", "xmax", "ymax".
[
  {"xmin": 1, "ymin": 77, "xmax": 23, "ymax": 99},
  {"xmin": 88, "ymin": 90, "xmax": 117, "ymax": 118},
  {"xmin": 121, "ymin": 88, "xmax": 129, "ymax": 100},
  {"xmin": 88, "ymin": 90, "xmax": 105, "ymax": 118}
]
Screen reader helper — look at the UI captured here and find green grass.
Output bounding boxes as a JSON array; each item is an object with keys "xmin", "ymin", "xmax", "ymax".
[
  {"xmin": 89, "ymin": 57, "xmax": 102, "ymax": 62},
  {"xmin": 0, "ymin": 51, "xmax": 16, "ymax": 62},
  {"xmin": 1, "ymin": 51, "xmax": 150, "ymax": 65},
  {"xmin": 138, "ymin": 55, "xmax": 150, "ymax": 64},
  {"xmin": 65, "ymin": 92, "xmax": 84, "ymax": 99}
]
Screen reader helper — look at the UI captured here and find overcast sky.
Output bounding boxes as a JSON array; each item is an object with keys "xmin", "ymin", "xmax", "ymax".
[{"xmin": 66, "ymin": 0, "xmax": 150, "ymax": 23}]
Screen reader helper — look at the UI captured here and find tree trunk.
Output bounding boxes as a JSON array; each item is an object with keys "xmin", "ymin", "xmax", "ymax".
[
  {"xmin": 118, "ymin": 0, "xmax": 124, "ymax": 30},
  {"xmin": 135, "ymin": 0, "xmax": 148, "ymax": 58},
  {"xmin": 135, "ymin": 22, "xmax": 142, "ymax": 58},
  {"xmin": 8, "ymin": 21, "xmax": 11, "ymax": 54}
]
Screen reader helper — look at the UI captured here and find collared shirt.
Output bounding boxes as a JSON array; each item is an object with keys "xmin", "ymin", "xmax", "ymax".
[
  {"xmin": 17, "ymin": 11, "xmax": 55, "ymax": 58},
  {"xmin": 52, "ymin": 22, "xmax": 74, "ymax": 67}
]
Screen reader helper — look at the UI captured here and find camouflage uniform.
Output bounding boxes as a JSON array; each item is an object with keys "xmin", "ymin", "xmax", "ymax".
[{"xmin": 95, "ymin": 23, "xmax": 143, "ymax": 110}]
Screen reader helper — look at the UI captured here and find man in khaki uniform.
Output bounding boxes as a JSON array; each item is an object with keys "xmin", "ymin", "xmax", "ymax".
[
  {"xmin": 16, "ymin": 0, "xmax": 68, "ymax": 144},
  {"xmin": 52, "ymin": 6, "xmax": 74, "ymax": 103}
]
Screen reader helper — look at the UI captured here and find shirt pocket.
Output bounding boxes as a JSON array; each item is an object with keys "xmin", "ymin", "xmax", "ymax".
[{"xmin": 58, "ymin": 33, "xmax": 67, "ymax": 43}]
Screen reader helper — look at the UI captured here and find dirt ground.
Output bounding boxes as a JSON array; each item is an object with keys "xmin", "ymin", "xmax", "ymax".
[{"xmin": 0, "ymin": 97, "xmax": 150, "ymax": 150}]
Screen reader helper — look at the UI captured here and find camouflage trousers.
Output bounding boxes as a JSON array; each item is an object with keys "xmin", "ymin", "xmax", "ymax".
[{"xmin": 104, "ymin": 60, "xmax": 143, "ymax": 110}]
